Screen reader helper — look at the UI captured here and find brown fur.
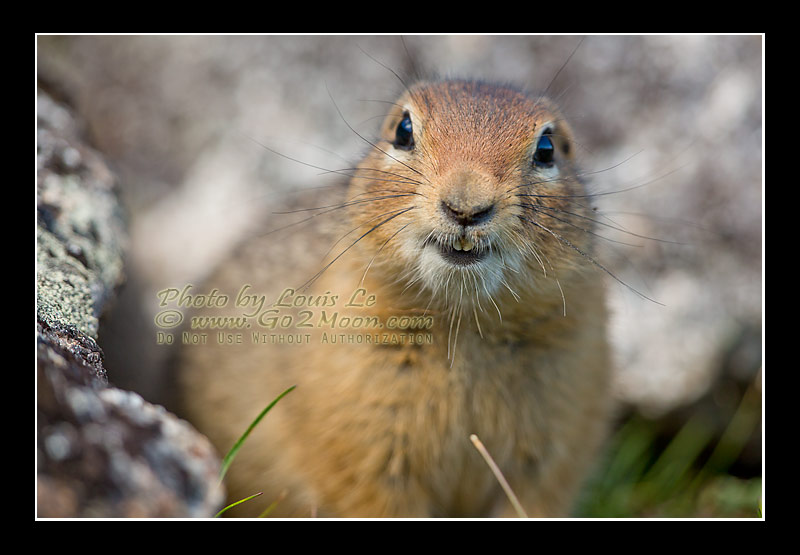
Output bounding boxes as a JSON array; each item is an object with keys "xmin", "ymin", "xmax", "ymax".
[{"xmin": 175, "ymin": 80, "xmax": 613, "ymax": 517}]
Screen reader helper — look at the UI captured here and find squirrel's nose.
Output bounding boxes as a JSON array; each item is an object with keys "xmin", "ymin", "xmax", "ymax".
[{"xmin": 440, "ymin": 199, "xmax": 495, "ymax": 226}]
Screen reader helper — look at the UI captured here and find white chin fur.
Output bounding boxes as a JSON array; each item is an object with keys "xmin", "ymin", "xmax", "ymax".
[{"xmin": 410, "ymin": 242, "xmax": 518, "ymax": 304}]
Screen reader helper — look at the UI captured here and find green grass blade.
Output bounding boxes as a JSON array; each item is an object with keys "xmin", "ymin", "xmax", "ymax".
[
  {"xmin": 579, "ymin": 416, "xmax": 657, "ymax": 517},
  {"xmin": 214, "ymin": 492, "xmax": 263, "ymax": 518},
  {"xmin": 636, "ymin": 412, "xmax": 715, "ymax": 513},
  {"xmin": 694, "ymin": 378, "xmax": 761, "ymax": 483},
  {"xmin": 257, "ymin": 490, "xmax": 288, "ymax": 518},
  {"xmin": 218, "ymin": 385, "xmax": 297, "ymax": 483}
]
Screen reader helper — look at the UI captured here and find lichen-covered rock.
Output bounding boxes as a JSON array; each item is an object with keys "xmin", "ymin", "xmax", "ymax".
[
  {"xmin": 36, "ymin": 87, "xmax": 224, "ymax": 518},
  {"xmin": 37, "ymin": 87, "xmax": 127, "ymax": 338}
]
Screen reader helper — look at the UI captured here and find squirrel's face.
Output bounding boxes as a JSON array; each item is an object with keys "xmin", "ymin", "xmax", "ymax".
[{"xmin": 345, "ymin": 80, "xmax": 592, "ymax": 307}]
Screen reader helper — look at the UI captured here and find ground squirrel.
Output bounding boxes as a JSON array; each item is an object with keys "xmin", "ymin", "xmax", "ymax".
[{"xmin": 174, "ymin": 79, "xmax": 614, "ymax": 517}]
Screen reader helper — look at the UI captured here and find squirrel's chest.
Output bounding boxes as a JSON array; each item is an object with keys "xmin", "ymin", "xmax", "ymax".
[
  {"xmin": 364, "ymin": 343, "xmax": 544, "ymax": 512},
  {"xmin": 293, "ymin": 327, "xmax": 561, "ymax": 515}
]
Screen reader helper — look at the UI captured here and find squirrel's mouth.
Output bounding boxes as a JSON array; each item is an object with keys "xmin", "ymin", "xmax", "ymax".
[{"xmin": 426, "ymin": 234, "xmax": 488, "ymax": 266}]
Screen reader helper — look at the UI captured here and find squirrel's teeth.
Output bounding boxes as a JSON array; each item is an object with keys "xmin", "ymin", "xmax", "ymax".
[{"xmin": 445, "ymin": 237, "xmax": 475, "ymax": 252}]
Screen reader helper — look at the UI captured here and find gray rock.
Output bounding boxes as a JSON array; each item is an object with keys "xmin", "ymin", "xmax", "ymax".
[{"xmin": 36, "ymin": 88, "xmax": 224, "ymax": 518}]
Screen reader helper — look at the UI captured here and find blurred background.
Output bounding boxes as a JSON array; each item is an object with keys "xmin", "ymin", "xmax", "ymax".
[{"xmin": 36, "ymin": 35, "xmax": 763, "ymax": 518}]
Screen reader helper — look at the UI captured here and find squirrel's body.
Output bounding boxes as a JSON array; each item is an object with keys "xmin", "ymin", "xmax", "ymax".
[{"xmin": 176, "ymin": 80, "xmax": 613, "ymax": 517}]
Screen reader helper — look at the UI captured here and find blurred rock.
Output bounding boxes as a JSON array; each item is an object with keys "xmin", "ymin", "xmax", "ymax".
[
  {"xmin": 36, "ymin": 87, "xmax": 224, "ymax": 518},
  {"xmin": 37, "ymin": 332, "xmax": 224, "ymax": 517}
]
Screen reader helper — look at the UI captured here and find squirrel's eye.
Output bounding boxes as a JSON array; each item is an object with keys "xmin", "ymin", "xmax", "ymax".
[
  {"xmin": 394, "ymin": 112, "xmax": 415, "ymax": 150},
  {"xmin": 533, "ymin": 129, "xmax": 555, "ymax": 168}
]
